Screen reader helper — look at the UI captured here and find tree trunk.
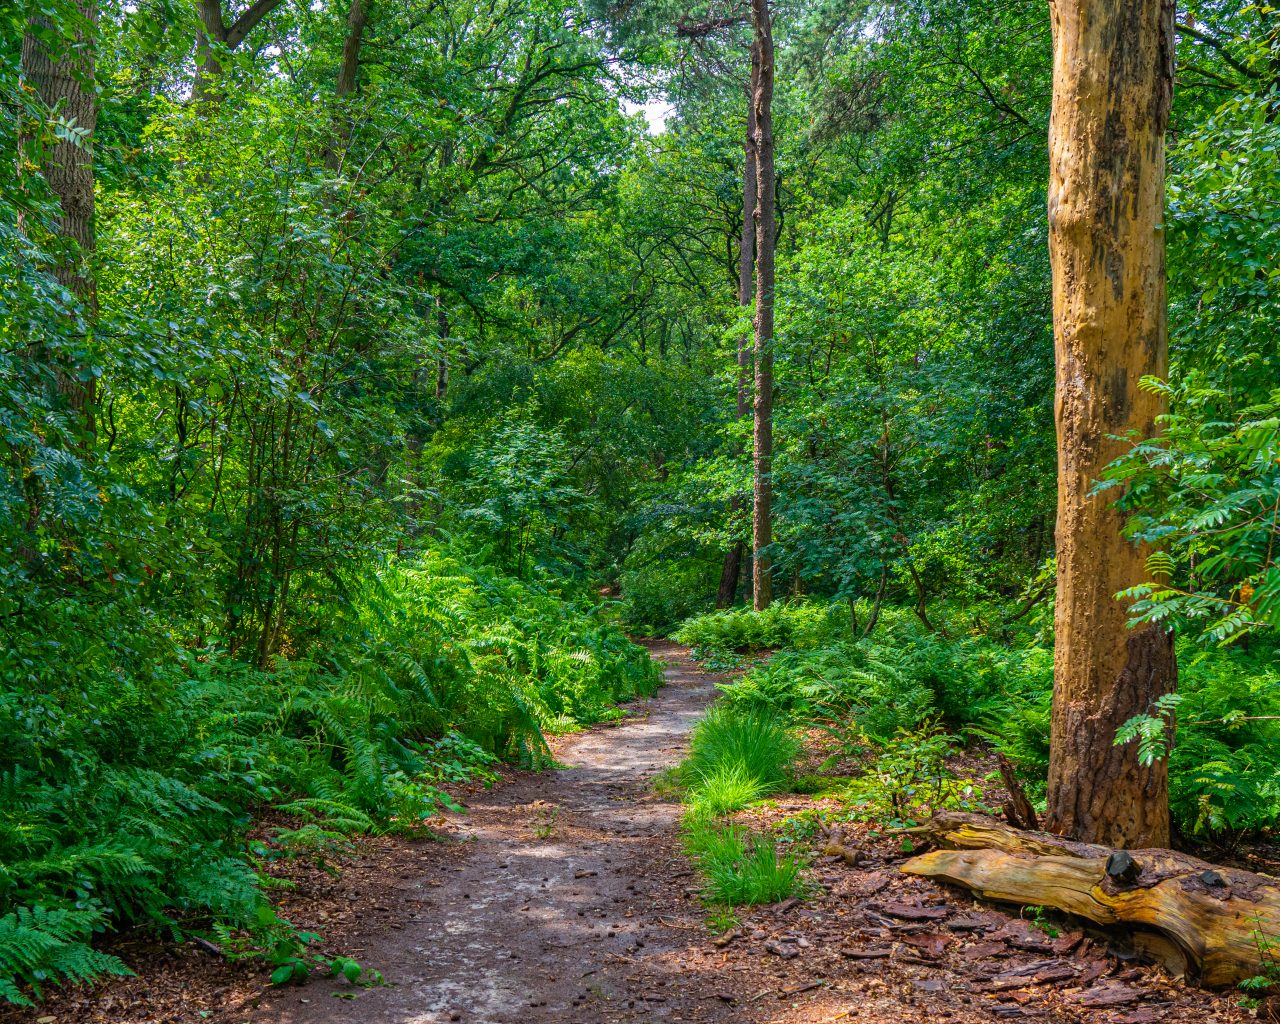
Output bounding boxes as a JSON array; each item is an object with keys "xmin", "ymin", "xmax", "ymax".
[
  {"xmin": 22, "ymin": 0, "xmax": 98, "ymax": 433},
  {"xmin": 737, "ymin": 42, "xmax": 759, "ymax": 421},
  {"xmin": 435, "ymin": 292, "xmax": 449, "ymax": 406},
  {"xmin": 193, "ymin": 0, "xmax": 285, "ymax": 102},
  {"xmin": 750, "ymin": 0, "xmax": 775, "ymax": 613},
  {"xmin": 716, "ymin": 44, "xmax": 761, "ymax": 609},
  {"xmin": 716, "ymin": 541, "xmax": 744, "ymax": 608},
  {"xmin": 324, "ymin": 0, "xmax": 370, "ymax": 172},
  {"xmin": 900, "ymin": 812, "xmax": 1280, "ymax": 987},
  {"xmin": 1045, "ymin": 0, "xmax": 1177, "ymax": 848}
]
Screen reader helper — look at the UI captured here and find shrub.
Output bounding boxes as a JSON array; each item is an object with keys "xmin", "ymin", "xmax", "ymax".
[{"xmin": 672, "ymin": 602, "xmax": 842, "ymax": 657}]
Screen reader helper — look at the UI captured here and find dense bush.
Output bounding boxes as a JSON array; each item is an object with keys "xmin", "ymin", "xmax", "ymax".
[
  {"xmin": 671, "ymin": 602, "xmax": 846, "ymax": 657},
  {"xmin": 0, "ymin": 550, "xmax": 658, "ymax": 1005}
]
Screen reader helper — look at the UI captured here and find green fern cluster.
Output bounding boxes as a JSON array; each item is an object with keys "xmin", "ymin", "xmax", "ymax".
[
  {"xmin": 0, "ymin": 548, "xmax": 656, "ymax": 1005},
  {"xmin": 672, "ymin": 601, "xmax": 844, "ymax": 657}
]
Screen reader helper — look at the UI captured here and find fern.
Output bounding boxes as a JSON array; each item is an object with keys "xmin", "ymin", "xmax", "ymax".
[{"xmin": 0, "ymin": 906, "xmax": 132, "ymax": 1005}]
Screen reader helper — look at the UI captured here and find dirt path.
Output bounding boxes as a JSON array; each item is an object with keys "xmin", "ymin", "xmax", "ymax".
[
  {"xmin": 263, "ymin": 640, "xmax": 734, "ymax": 1024},
  {"xmin": 253, "ymin": 642, "xmax": 1247, "ymax": 1024}
]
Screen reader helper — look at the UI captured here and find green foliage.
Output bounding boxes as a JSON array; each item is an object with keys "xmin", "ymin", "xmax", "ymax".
[
  {"xmin": 672, "ymin": 602, "xmax": 843, "ymax": 658},
  {"xmin": 0, "ymin": 907, "xmax": 132, "ymax": 1007},
  {"xmin": 0, "ymin": 548, "xmax": 655, "ymax": 1003},
  {"xmin": 1114, "ymin": 644, "xmax": 1280, "ymax": 836},
  {"xmin": 1103, "ymin": 378, "xmax": 1280, "ymax": 645},
  {"xmin": 839, "ymin": 727, "xmax": 989, "ymax": 828}
]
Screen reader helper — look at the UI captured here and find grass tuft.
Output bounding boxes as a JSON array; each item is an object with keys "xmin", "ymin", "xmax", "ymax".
[{"xmin": 681, "ymin": 704, "xmax": 798, "ymax": 806}]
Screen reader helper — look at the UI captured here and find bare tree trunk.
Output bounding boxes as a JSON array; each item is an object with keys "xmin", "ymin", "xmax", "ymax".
[
  {"xmin": 716, "ymin": 542, "xmax": 744, "ymax": 608},
  {"xmin": 22, "ymin": 0, "xmax": 98, "ymax": 433},
  {"xmin": 750, "ymin": 0, "xmax": 775, "ymax": 612},
  {"xmin": 737, "ymin": 43, "xmax": 759, "ymax": 421},
  {"xmin": 1046, "ymin": 0, "xmax": 1177, "ymax": 848},
  {"xmin": 325, "ymin": 0, "xmax": 370, "ymax": 172},
  {"xmin": 717, "ymin": 43, "xmax": 761, "ymax": 610}
]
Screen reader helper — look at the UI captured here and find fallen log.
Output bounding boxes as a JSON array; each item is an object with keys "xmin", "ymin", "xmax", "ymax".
[{"xmin": 898, "ymin": 811, "xmax": 1280, "ymax": 987}]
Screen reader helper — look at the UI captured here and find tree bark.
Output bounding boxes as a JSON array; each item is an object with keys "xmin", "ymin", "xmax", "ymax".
[
  {"xmin": 737, "ymin": 41, "xmax": 759, "ymax": 421},
  {"xmin": 22, "ymin": 0, "xmax": 98, "ymax": 433},
  {"xmin": 750, "ymin": 0, "xmax": 775, "ymax": 612},
  {"xmin": 435, "ymin": 292, "xmax": 449, "ymax": 406},
  {"xmin": 324, "ymin": 0, "xmax": 370, "ymax": 172},
  {"xmin": 900, "ymin": 812, "xmax": 1280, "ymax": 987},
  {"xmin": 716, "ymin": 42, "xmax": 761, "ymax": 610},
  {"xmin": 1045, "ymin": 0, "xmax": 1177, "ymax": 848},
  {"xmin": 716, "ymin": 541, "xmax": 744, "ymax": 608}
]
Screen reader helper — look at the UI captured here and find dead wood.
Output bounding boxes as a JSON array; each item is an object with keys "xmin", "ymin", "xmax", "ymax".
[{"xmin": 899, "ymin": 811, "xmax": 1280, "ymax": 986}]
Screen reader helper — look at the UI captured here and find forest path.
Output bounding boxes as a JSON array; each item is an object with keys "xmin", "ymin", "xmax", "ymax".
[
  {"xmin": 242, "ymin": 644, "xmax": 1241, "ymax": 1024},
  {"xmin": 263, "ymin": 640, "xmax": 745, "ymax": 1024}
]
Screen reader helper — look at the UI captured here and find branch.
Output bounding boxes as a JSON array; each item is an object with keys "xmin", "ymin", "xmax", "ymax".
[
  {"xmin": 225, "ymin": 0, "xmax": 286, "ymax": 49},
  {"xmin": 1175, "ymin": 22, "xmax": 1262, "ymax": 81}
]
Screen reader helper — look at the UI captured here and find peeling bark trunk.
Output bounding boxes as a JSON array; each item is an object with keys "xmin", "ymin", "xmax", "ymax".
[
  {"xmin": 22, "ymin": 0, "xmax": 98, "ymax": 433},
  {"xmin": 1046, "ymin": 0, "xmax": 1177, "ymax": 848},
  {"xmin": 750, "ymin": 0, "xmax": 775, "ymax": 613}
]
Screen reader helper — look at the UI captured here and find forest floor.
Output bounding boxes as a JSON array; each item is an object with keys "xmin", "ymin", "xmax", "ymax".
[{"xmin": 4, "ymin": 643, "xmax": 1259, "ymax": 1024}]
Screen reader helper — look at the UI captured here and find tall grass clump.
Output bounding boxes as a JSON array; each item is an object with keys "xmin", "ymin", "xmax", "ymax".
[
  {"xmin": 681, "ymin": 813, "xmax": 805, "ymax": 906},
  {"xmin": 681, "ymin": 705, "xmax": 798, "ymax": 812}
]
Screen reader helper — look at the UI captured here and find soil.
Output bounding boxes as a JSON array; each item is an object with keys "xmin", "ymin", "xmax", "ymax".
[{"xmin": 3, "ymin": 642, "xmax": 1264, "ymax": 1024}]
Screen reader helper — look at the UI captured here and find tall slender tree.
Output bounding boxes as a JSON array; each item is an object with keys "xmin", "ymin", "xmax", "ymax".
[
  {"xmin": 1045, "ymin": 0, "xmax": 1177, "ymax": 847},
  {"xmin": 750, "ymin": 0, "xmax": 775, "ymax": 611},
  {"xmin": 716, "ymin": 38, "xmax": 760, "ymax": 609}
]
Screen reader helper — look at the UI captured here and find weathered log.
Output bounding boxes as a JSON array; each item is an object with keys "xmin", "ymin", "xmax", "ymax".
[{"xmin": 899, "ymin": 812, "xmax": 1280, "ymax": 987}]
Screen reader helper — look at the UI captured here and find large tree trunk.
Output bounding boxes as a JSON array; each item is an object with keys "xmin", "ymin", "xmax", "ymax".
[
  {"xmin": 22, "ymin": 0, "xmax": 99, "ymax": 433},
  {"xmin": 716, "ymin": 43, "xmax": 761, "ymax": 611},
  {"xmin": 901, "ymin": 812, "xmax": 1280, "ymax": 987},
  {"xmin": 750, "ymin": 0, "xmax": 775, "ymax": 613},
  {"xmin": 1045, "ymin": 0, "xmax": 1177, "ymax": 848}
]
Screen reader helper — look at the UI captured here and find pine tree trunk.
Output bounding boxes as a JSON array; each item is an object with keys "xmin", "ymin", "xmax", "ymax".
[
  {"xmin": 717, "ymin": 45, "xmax": 761, "ymax": 610},
  {"xmin": 1046, "ymin": 0, "xmax": 1177, "ymax": 848},
  {"xmin": 22, "ymin": 0, "xmax": 98, "ymax": 433},
  {"xmin": 750, "ymin": 0, "xmax": 775, "ymax": 613},
  {"xmin": 737, "ymin": 43, "xmax": 759, "ymax": 421}
]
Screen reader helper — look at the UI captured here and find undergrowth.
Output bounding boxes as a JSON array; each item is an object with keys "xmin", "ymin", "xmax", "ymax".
[
  {"xmin": 688, "ymin": 601, "xmax": 1280, "ymax": 841},
  {"xmin": 0, "ymin": 549, "xmax": 658, "ymax": 1005},
  {"xmin": 675, "ymin": 703, "xmax": 806, "ymax": 910}
]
